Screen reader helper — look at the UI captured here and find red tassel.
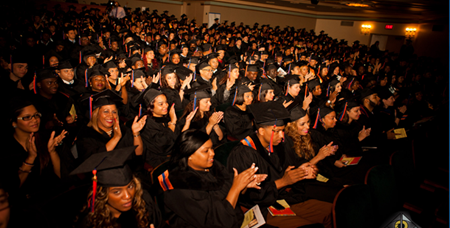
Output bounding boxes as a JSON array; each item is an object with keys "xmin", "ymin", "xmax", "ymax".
[
  {"xmin": 91, "ymin": 169, "xmax": 97, "ymax": 212},
  {"xmin": 313, "ymin": 108, "xmax": 320, "ymax": 129},
  {"xmin": 33, "ymin": 73, "xmax": 37, "ymax": 94},
  {"xmin": 269, "ymin": 125, "xmax": 275, "ymax": 153}
]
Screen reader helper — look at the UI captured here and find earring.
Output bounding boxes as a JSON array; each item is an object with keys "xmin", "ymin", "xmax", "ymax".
[{"xmin": 13, "ymin": 125, "xmax": 17, "ymax": 128}]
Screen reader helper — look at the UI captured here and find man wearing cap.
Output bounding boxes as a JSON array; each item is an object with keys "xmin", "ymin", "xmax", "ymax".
[
  {"xmin": 227, "ymin": 102, "xmax": 332, "ymax": 228},
  {"xmin": 109, "ymin": 1, "xmax": 126, "ymax": 19}
]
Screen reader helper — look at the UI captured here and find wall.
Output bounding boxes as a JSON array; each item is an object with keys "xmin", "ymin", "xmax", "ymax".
[
  {"xmin": 87, "ymin": 0, "xmax": 183, "ymax": 16},
  {"xmin": 315, "ymin": 19, "xmax": 420, "ymax": 46},
  {"xmin": 414, "ymin": 23, "xmax": 449, "ymax": 62},
  {"xmin": 207, "ymin": 4, "xmax": 316, "ymax": 30}
]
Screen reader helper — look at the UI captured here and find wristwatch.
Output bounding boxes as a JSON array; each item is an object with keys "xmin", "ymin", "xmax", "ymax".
[{"xmin": 327, "ymin": 100, "xmax": 331, "ymax": 104}]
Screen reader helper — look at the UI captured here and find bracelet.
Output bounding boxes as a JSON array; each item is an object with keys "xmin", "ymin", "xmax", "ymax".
[
  {"xmin": 23, "ymin": 161, "xmax": 34, "ymax": 166},
  {"xmin": 168, "ymin": 122, "xmax": 176, "ymax": 126},
  {"xmin": 19, "ymin": 167, "xmax": 31, "ymax": 173},
  {"xmin": 133, "ymin": 133, "xmax": 140, "ymax": 137}
]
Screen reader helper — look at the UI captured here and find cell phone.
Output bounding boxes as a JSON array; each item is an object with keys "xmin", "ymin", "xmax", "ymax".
[{"xmin": 272, "ymin": 202, "xmax": 285, "ymax": 210}]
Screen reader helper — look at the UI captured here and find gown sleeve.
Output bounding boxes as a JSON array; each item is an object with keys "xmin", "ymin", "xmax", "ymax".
[
  {"xmin": 223, "ymin": 106, "xmax": 253, "ymax": 140},
  {"xmin": 141, "ymin": 118, "xmax": 179, "ymax": 167}
]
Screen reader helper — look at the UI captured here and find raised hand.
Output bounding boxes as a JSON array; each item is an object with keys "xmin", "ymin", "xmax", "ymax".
[
  {"xmin": 232, "ymin": 163, "xmax": 258, "ymax": 191},
  {"xmin": 48, "ymin": 130, "xmax": 67, "ymax": 153},
  {"xmin": 152, "ymin": 72, "xmax": 161, "ymax": 84},
  {"xmin": 358, "ymin": 126, "xmax": 371, "ymax": 141},
  {"xmin": 281, "ymin": 165, "xmax": 308, "ymax": 186},
  {"xmin": 283, "ymin": 100, "xmax": 293, "ymax": 108},
  {"xmin": 112, "ymin": 117, "xmax": 122, "ymax": 138},
  {"xmin": 26, "ymin": 133, "xmax": 38, "ymax": 158},
  {"xmin": 131, "ymin": 115, "xmax": 147, "ymax": 134}
]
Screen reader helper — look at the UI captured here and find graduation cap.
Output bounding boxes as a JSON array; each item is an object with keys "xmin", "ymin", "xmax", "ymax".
[
  {"xmin": 257, "ymin": 83, "xmax": 273, "ymax": 101},
  {"xmin": 197, "ymin": 61, "xmax": 210, "ymax": 71},
  {"xmin": 289, "ymin": 105, "xmax": 307, "ymax": 122},
  {"xmin": 103, "ymin": 61, "xmax": 118, "ymax": 71},
  {"xmin": 201, "ymin": 43, "xmax": 212, "ymax": 52},
  {"xmin": 247, "ymin": 64, "xmax": 258, "ymax": 72},
  {"xmin": 307, "ymin": 79, "xmax": 321, "ymax": 92},
  {"xmin": 337, "ymin": 99, "xmax": 359, "ymax": 121},
  {"xmin": 58, "ymin": 60, "xmax": 73, "ymax": 70},
  {"xmin": 231, "ymin": 85, "xmax": 252, "ymax": 105},
  {"xmin": 326, "ymin": 79, "xmax": 340, "ymax": 97},
  {"xmin": 130, "ymin": 56, "xmax": 143, "ymax": 66},
  {"xmin": 81, "ymin": 89, "xmax": 123, "ymax": 119},
  {"xmin": 135, "ymin": 87, "xmax": 162, "ymax": 107},
  {"xmin": 175, "ymin": 66, "xmax": 193, "ymax": 81},
  {"xmin": 36, "ymin": 68, "xmax": 58, "ymax": 82},
  {"xmin": 311, "ymin": 104, "xmax": 334, "ymax": 129},
  {"xmin": 70, "ymin": 146, "xmax": 136, "ymax": 211},
  {"xmin": 249, "ymin": 101, "xmax": 290, "ymax": 153},
  {"xmin": 377, "ymin": 88, "xmax": 394, "ymax": 100}
]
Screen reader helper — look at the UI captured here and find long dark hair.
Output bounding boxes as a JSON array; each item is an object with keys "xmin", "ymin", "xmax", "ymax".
[{"xmin": 168, "ymin": 129, "xmax": 210, "ymax": 171}]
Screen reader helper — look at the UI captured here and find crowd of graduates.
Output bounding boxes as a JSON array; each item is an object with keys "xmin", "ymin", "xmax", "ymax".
[{"xmin": 0, "ymin": 2, "xmax": 447, "ymax": 228}]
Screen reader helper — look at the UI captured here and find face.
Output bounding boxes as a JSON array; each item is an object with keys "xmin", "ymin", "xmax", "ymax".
[
  {"xmin": 243, "ymin": 92, "xmax": 254, "ymax": 105},
  {"xmin": 165, "ymin": 73, "xmax": 177, "ymax": 89},
  {"xmin": 38, "ymin": 78, "xmax": 58, "ymax": 95},
  {"xmin": 321, "ymin": 111, "xmax": 337, "ymax": 129},
  {"xmin": 134, "ymin": 60, "xmax": 144, "ymax": 69},
  {"xmin": 347, "ymin": 106, "xmax": 361, "ymax": 121},
  {"xmin": 199, "ymin": 98, "xmax": 211, "ymax": 113},
  {"xmin": 146, "ymin": 50, "xmax": 155, "ymax": 59},
  {"xmin": 0, "ymin": 189, "xmax": 9, "ymax": 228},
  {"xmin": 58, "ymin": 68, "xmax": 74, "ymax": 81},
  {"xmin": 107, "ymin": 180, "xmax": 136, "ymax": 214},
  {"xmin": 90, "ymin": 75, "xmax": 106, "ymax": 91},
  {"xmin": 188, "ymin": 139, "xmax": 214, "ymax": 171},
  {"xmin": 12, "ymin": 63, "xmax": 28, "ymax": 78},
  {"xmin": 209, "ymin": 58, "xmax": 219, "ymax": 70},
  {"xmin": 218, "ymin": 50, "xmax": 225, "ymax": 59},
  {"xmin": 67, "ymin": 30, "xmax": 76, "ymax": 40},
  {"xmin": 171, "ymin": 54, "xmax": 180, "ymax": 65},
  {"xmin": 152, "ymin": 95, "xmax": 169, "ymax": 117},
  {"xmin": 264, "ymin": 90, "xmax": 274, "ymax": 101},
  {"xmin": 97, "ymin": 104, "xmax": 118, "ymax": 129},
  {"xmin": 335, "ymin": 82, "xmax": 342, "ymax": 93},
  {"xmin": 200, "ymin": 67, "xmax": 213, "ymax": 81},
  {"xmin": 312, "ymin": 85, "xmax": 322, "ymax": 96},
  {"xmin": 383, "ymin": 96, "xmax": 395, "ymax": 107},
  {"xmin": 333, "ymin": 67, "xmax": 340, "ymax": 75},
  {"xmin": 289, "ymin": 83, "xmax": 300, "ymax": 97},
  {"xmin": 247, "ymin": 71, "xmax": 258, "ymax": 82},
  {"xmin": 13, "ymin": 105, "xmax": 40, "ymax": 133},
  {"xmin": 80, "ymin": 37, "xmax": 89, "ymax": 46},
  {"xmin": 310, "ymin": 59, "xmax": 317, "ymax": 67},
  {"xmin": 49, "ymin": 56, "xmax": 59, "ymax": 67},
  {"xmin": 260, "ymin": 125, "xmax": 285, "ymax": 146},
  {"xmin": 368, "ymin": 93, "xmax": 380, "ymax": 106},
  {"xmin": 380, "ymin": 77, "xmax": 388, "ymax": 86},
  {"xmin": 87, "ymin": 56, "xmax": 96, "ymax": 66},
  {"xmin": 296, "ymin": 115, "xmax": 310, "ymax": 136},
  {"xmin": 351, "ymin": 80, "xmax": 360, "ymax": 91}
]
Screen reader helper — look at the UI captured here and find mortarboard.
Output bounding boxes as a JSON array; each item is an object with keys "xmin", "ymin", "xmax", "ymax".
[{"xmin": 58, "ymin": 60, "xmax": 73, "ymax": 70}]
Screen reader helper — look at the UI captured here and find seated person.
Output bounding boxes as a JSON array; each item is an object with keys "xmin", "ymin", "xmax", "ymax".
[
  {"xmin": 227, "ymin": 101, "xmax": 332, "ymax": 228},
  {"xmin": 158, "ymin": 130, "xmax": 266, "ymax": 228}
]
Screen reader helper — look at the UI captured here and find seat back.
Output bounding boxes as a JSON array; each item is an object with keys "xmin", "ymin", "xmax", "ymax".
[
  {"xmin": 365, "ymin": 164, "xmax": 400, "ymax": 226},
  {"xmin": 214, "ymin": 140, "xmax": 240, "ymax": 166},
  {"xmin": 333, "ymin": 184, "xmax": 375, "ymax": 228},
  {"xmin": 150, "ymin": 161, "xmax": 170, "ymax": 221}
]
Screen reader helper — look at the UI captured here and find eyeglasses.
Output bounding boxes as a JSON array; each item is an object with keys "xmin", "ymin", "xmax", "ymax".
[
  {"xmin": 201, "ymin": 69, "xmax": 213, "ymax": 72},
  {"xmin": 17, "ymin": 113, "xmax": 42, "ymax": 121}
]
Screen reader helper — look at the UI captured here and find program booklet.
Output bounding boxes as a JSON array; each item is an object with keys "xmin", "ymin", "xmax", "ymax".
[
  {"xmin": 241, "ymin": 205, "xmax": 265, "ymax": 228},
  {"xmin": 340, "ymin": 154, "xmax": 362, "ymax": 166},
  {"xmin": 267, "ymin": 200, "xmax": 296, "ymax": 216}
]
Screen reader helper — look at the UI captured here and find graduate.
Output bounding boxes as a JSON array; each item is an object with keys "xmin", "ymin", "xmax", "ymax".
[
  {"xmin": 227, "ymin": 102, "xmax": 332, "ymax": 228},
  {"xmin": 158, "ymin": 130, "xmax": 266, "ymax": 228},
  {"xmin": 223, "ymin": 84, "xmax": 254, "ymax": 141},
  {"xmin": 160, "ymin": 65, "xmax": 192, "ymax": 112},
  {"xmin": 72, "ymin": 146, "xmax": 162, "ymax": 228},
  {"xmin": 56, "ymin": 60, "xmax": 87, "ymax": 98}
]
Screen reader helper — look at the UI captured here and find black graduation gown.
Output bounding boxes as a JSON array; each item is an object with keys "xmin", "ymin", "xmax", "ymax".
[
  {"xmin": 162, "ymin": 162, "xmax": 244, "ymax": 228},
  {"xmin": 162, "ymin": 88, "xmax": 189, "ymax": 112},
  {"xmin": 223, "ymin": 105, "xmax": 253, "ymax": 140},
  {"xmin": 57, "ymin": 78, "xmax": 88, "ymax": 99},
  {"xmin": 141, "ymin": 116, "xmax": 179, "ymax": 168},
  {"xmin": 33, "ymin": 92, "xmax": 74, "ymax": 132},
  {"xmin": 226, "ymin": 133, "xmax": 309, "ymax": 217},
  {"xmin": 178, "ymin": 115, "xmax": 223, "ymax": 146},
  {"xmin": 76, "ymin": 190, "xmax": 162, "ymax": 228}
]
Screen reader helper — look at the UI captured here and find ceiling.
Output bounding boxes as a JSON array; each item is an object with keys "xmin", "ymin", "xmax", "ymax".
[{"xmin": 227, "ymin": 0, "xmax": 449, "ymax": 22}]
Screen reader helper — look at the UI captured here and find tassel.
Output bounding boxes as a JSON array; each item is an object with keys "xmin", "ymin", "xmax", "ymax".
[
  {"xmin": 131, "ymin": 70, "xmax": 135, "ymax": 87},
  {"xmin": 193, "ymin": 92, "xmax": 197, "ymax": 110},
  {"xmin": 42, "ymin": 55, "xmax": 45, "ymax": 68},
  {"xmin": 139, "ymin": 104, "xmax": 142, "ymax": 117},
  {"xmin": 339, "ymin": 102, "xmax": 348, "ymax": 121},
  {"xmin": 232, "ymin": 87, "xmax": 238, "ymax": 105},
  {"xmin": 347, "ymin": 78, "xmax": 354, "ymax": 90},
  {"xmin": 287, "ymin": 63, "xmax": 291, "ymax": 74},
  {"xmin": 305, "ymin": 83, "xmax": 308, "ymax": 97},
  {"xmin": 313, "ymin": 108, "xmax": 320, "ymax": 129},
  {"xmin": 258, "ymin": 83, "xmax": 262, "ymax": 101},
  {"xmin": 91, "ymin": 169, "xmax": 97, "ymax": 212},
  {"xmin": 33, "ymin": 72, "xmax": 37, "ymax": 94},
  {"xmin": 268, "ymin": 123, "xmax": 276, "ymax": 153},
  {"xmin": 193, "ymin": 71, "xmax": 196, "ymax": 81},
  {"xmin": 326, "ymin": 84, "xmax": 330, "ymax": 97},
  {"xmin": 79, "ymin": 51, "xmax": 82, "ymax": 64},
  {"xmin": 89, "ymin": 96, "xmax": 93, "ymax": 119},
  {"xmin": 285, "ymin": 81, "xmax": 290, "ymax": 96},
  {"xmin": 85, "ymin": 69, "xmax": 89, "ymax": 87}
]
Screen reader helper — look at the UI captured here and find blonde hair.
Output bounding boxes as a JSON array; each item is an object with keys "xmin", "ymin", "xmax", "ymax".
[
  {"xmin": 87, "ymin": 108, "xmax": 102, "ymax": 134},
  {"xmin": 83, "ymin": 176, "xmax": 150, "ymax": 228},
  {"xmin": 285, "ymin": 118, "xmax": 316, "ymax": 160}
]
